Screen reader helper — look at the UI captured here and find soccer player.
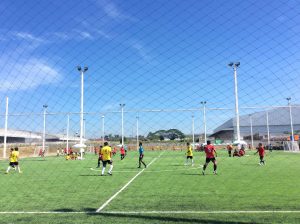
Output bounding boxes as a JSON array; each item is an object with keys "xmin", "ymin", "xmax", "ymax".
[
  {"xmin": 138, "ymin": 142, "xmax": 147, "ymax": 168},
  {"xmin": 120, "ymin": 146, "xmax": 125, "ymax": 160},
  {"xmin": 202, "ymin": 140, "xmax": 217, "ymax": 175},
  {"xmin": 6, "ymin": 147, "xmax": 22, "ymax": 174},
  {"xmin": 96, "ymin": 146, "xmax": 103, "ymax": 168},
  {"xmin": 185, "ymin": 142, "xmax": 194, "ymax": 166},
  {"xmin": 100, "ymin": 142, "xmax": 113, "ymax": 176},
  {"xmin": 226, "ymin": 144, "xmax": 233, "ymax": 157},
  {"xmin": 255, "ymin": 143, "xmax": 265, "ymax": 165}
]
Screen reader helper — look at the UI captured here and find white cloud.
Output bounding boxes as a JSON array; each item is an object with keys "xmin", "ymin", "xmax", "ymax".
[
  {"xmin": 96, "ymin": 0, "xmax": 136, "ymax": 21},
  {"xmin": 13, "ymin": 32, "xmax": 45, "ymax": 43},
  {"xmin": 0, "ymin": 58, "xmax": 61, "ymax": 91}
]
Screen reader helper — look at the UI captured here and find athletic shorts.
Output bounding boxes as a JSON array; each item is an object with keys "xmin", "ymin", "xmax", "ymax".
[
  {"xmin": 102, "ymin": 160, "xmax": 112, "ymax": 167},
  {"xmin": 139, "ymin": 154, "xmax": 144, "ymax": 159},
  {"xmin": 205, "ymin": 157, "xmax": 216, "ymax": 163},
  {"xmin": 9, "ymin": 162, "xmax": 18, "ymax": 167},
  {"xmin": 187, "ymin": 156, "xmax": 193, "ymax": 159}
]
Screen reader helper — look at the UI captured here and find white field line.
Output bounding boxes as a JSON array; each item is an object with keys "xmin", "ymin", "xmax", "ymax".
[
  {"xmin": 96, "ymin": 152, "xmax": 164, "ymax": 213},
  {"xmin": 1, "ymin": 210, "xmax": 300, "ymax": 215}
]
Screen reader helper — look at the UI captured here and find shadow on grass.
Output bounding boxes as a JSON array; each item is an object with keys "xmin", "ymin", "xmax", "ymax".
[{"xmin": 87, "ymin": 212, "xmax": 252, "ymax": 224}]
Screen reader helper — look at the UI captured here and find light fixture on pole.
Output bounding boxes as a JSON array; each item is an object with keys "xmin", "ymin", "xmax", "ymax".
[
  {"xmin": 42, "ymin": 104, "xmax": 48, "ymax": 154},
  {"xmin": 286, "ymin": 97, "xmax": 294, "ymax": 145},
  {"xmin": 75, "ymin": 66, "xmax": 88, "ymax": 160},
  {"xmin": 120, "ymin": 103, "xmax": 125, "ymax": 146},
  {"xmin": 228, "ymin": 62, "xmax": 241, "ymax": 142},
  {"xmin": 200, "ymin": 101, "xmax": 207, "ymax": 144}
]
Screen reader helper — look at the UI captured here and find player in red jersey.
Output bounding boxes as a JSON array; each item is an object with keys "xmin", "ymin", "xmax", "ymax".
[
  {"xmin": 202, "ymin": 140, "xmax": 218, "ymax": 175},
  {"xmin": 255, "ymin": 143, "xmax": 265, "ymax": 165}
]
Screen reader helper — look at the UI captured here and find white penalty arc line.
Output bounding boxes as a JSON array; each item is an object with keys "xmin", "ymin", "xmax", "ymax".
[
  {"xmin": 1, "ymin": 210, "xmax": 300, "ymax": 215},
  {"xmin": 96, "ymin": 152, "xmax": 164, "ymax": 213}
]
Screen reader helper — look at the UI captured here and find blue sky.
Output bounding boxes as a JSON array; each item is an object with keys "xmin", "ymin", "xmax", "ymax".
[{"xmin": 0, "ymin": 0, "xmax": 299, "ymax": 138}]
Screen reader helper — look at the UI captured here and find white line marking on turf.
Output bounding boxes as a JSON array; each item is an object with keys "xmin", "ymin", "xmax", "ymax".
[
  {"xmin": 96, "ymin": 152, "xmax": 164, "ymax": 213},
  {"xmin": 1, "ymin": 210, "xmax": 300, "ymax": 214},
  {"xmin": 90, "ymin": 167, "xmax": 200, "ymax": 173}
]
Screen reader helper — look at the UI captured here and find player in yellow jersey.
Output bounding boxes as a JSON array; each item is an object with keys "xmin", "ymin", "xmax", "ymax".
[
  {"xmin": 100, "ymin": 142, "xmax": 113, "ymax": 176},
  {"xmin": 6, "ymin": 147, "xmax": 22, "ymax": 174},
  {"xmin": 185, "ymin": 142, "xmax": 194, "ymax": 166}
]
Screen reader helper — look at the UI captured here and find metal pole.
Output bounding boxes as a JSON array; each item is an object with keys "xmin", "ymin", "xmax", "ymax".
[
  {"xmin": 229, "ymin": 62, "xmax": 241, "ymax": 142},
  {"xmin": 66, "ymin": 114, "xmax": 69, "ymax": 154},
  {"xmin": 136, "ymin": 114, "xmax": 139, "ymax": 150},
  {"xmin": 192, "ymin": 114, "xmax": 195, "ymax": 150},
  {"xmin": 266, "ymin": 111, "xmax": 270, "ymax": 146},
  {"xmin": 42, "ymin": 105, "xmax": 48, "ymax": 154},
  {"xmin": 233, "ymin": 66, "xmax": 241, "ymax": 142},
  {"xmin": 120, "ymin": 104, "xmax": 125, "ymax": 146},
  {"xmin": 80, "ymin": 70, "xmax": 84, "ymax": 146},
  {"xmin": 287, "ymin": 98, "xmax": 294, "ymax": 150},
  {"xmin": 249, "ymin": 115, "xmax": 254, "ymax": 149},
  {"xmin": 102, "ymin": 115, "xmax": 105, "ymax": 144},
  {"xmin": 201, "ymin": 101, "xmax": 207, "ymax": 144},
  {"xmin": 3, "ymin": 96, "xmax": 9, "ymax": 159}
]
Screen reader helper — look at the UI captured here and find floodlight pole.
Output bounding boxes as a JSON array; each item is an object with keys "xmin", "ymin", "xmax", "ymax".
[
  {"xmin": 102, "ymin": 115, "xmax": 105, "ymax": 144},
  {"xmin": 42, "ymin": 104, "xmax": 48, "ymax": 154},
  {"xmin": 77, "ymin": 66, "xmax": 88, "ymax": 160},
  {"xmin": 120, "ymin": 104, "xmax": 125, "ymax": 146},
  {"xmin": 66, "ymin": 114, "xmax": 69, "ymax": 154},
  {"xmin": 136, "ymin": 114, "xmax": 139, "ymax": 150},
  {"xmin": 228, "ymin": 62, "xmax": 241, "ymax": 142},
  {"xmin": 287, "ymin": 98, "xmax": 294, "ymax": 147},
  {"xmin": 192, "ymin": 114, "xmax": 195, "ymax": 150},
  {"xmin": 3, "ymin": 96, "xmax": 9, "ymax": 159},
  {"xmin": 266, "ymin": 111, "xmax": 270, "ymax": 146},
  {"xmin": 249, "ymin": 114, "xmax": 254, "ymax": 149},
  {"xmin": 201, "ymin": 101, "xmax": 207, "ymax": 144}
]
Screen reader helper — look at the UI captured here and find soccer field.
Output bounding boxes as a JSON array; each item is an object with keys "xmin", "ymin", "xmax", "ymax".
[{"xmin": 0, "ymin": 150, "xmax": 300, "ymax": 224}]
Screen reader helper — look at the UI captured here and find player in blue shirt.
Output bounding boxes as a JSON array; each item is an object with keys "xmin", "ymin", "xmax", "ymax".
[{"xmin": 138, "ymin": 142, "xmax": 147, "ymax": 168}]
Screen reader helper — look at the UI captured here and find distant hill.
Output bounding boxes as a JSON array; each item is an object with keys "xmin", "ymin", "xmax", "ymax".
[{"xmin": 147, "ymin": 129, "xmax": 185, "ymax": 140}]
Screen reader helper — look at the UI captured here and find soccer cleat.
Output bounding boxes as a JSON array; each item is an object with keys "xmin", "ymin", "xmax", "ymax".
[
  {"xmin": 202, "ymin": 170, "xmax": 205, "ymax": 175},
  {"xmin": 19, "ymin": 171, "xmax": 23, "ymax": 174},
  {"xmin": 213, "ymin": 171, "xmax": 217, "ymax": 175},
  {"xmin": 137, "ymin": 166, "xmax": 141, "ymax": 168},
  {"xmin": 144, "ymin": 165, "xmax": 147, "ymax": 168},
  {"xmin": 108, "ymin": 172, "xmax": 112, "ymax": 176}
]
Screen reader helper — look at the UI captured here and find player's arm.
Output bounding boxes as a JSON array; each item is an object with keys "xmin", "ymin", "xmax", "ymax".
[{"xmin": 214, "ymin": 149, "xmax": 217, "ymax": 157}]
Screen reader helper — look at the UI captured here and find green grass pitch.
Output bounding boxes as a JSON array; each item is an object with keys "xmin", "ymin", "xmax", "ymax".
[{"xmin": 0, "ymin": 150, "xmax": 300, "ymax": 223}]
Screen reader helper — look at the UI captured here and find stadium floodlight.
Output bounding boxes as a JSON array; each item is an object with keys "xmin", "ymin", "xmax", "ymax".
[
  {"xmin": 200, "ymin": 101, "xmax": 207, "ymax": 144},
  {"xmin": 76, "ymin": 66, "xmax": 88, "ymax": 160},
  {"xmin": 228, "ymin": 62, "xmax": 241, "ymax": 142},
  {"xmin": 42, "ymin": 104, "xmax": 48, "ymax": 154},
  {"xmin": 3, "ymin": 97, "xmax": 9, "ymax": 159},
  {"xmin": 120, "ymin": 104, "xmax": 125, "ymax": 146},
  {"xmin": 286, "ymin": 97, "xmax": 294, "ymax": 145}
]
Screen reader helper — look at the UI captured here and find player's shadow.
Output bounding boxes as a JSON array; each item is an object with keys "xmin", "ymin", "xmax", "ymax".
[
  {"xmin": 87, "ymin": 212, "xmax": 253, "ymax": 224},
  {"xmin": 79, "ymin": 174, "xmax": 100, "ymax": 177}
]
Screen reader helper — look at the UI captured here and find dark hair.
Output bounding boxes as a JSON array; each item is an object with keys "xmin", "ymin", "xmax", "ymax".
[
  {"xmin": 139, "ymin": 142, "xmax": 142, "ymax": 146},
  {"xmin": 187, "ymin": 142, "xmax": 190, "ymax": 146},
  {"xmin": 14, "ymin": 147, "xmax": 19, "ymax": 151},
  {"xmin": 207, "ymin": 140, "xmax": 211, "ymax": 145},
  {"xmin": 104, "ymin": 142, "xmax": 108, "ymax": 146},
  {"xmin": 10, "ymin": 148, "xmax": 14, "ymax": 151}
]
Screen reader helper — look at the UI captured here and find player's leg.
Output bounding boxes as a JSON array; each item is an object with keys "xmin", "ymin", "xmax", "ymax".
[
  {"xmin": 108, "ymin": 161, "xmax": 113, "ymax": 175},
  {"xmin": 6, "ymin": 163, "xmax": 12, "ymax": 173},
  {"xmin": 191, "ymin": 156, "xmax": 194, "ymax": 166},
  {"xmin": 260, "ymin": 156, "xmax": 265, "ymax": 165},
  {"xmin": 97, "ymin": 157, "xmax": 101, "ymax": 168},
  {"xmin": 138, "ymin": 157, "xmax": 142, "ymax": 168},
  {"xmin": 141, "ymin": 158, "xmax": 147, "ymax": 168},
  {"xmin": 213, "ymin": 159, "xmax": 217, "ymax": 174},
  {"xmin": 101, "ymin": 161, "xmax": 107, "ymax": 175},
  {"xmin": 202, "ymin": 158, "xmax": 209, "ymax": 175},
  {"xmin": 185, "ymin": 156, "xmax": 189, "ymax": 165}
]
